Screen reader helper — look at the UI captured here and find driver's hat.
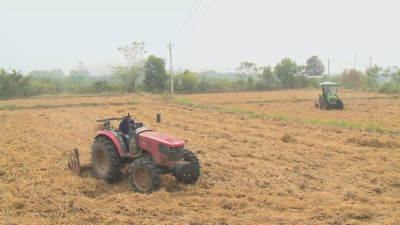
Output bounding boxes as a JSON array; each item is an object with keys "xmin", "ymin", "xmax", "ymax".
[{"xmin": 122, "ymin": 112, "xmax": 131, "ymax": 118}]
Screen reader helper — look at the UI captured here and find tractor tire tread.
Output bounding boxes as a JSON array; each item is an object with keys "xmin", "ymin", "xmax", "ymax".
[
  {"xmin": 129, "ymin": 158, "xmax": 161, "ymax": 194},
  {"xmin": 174, "ymin": 149, "xmax": 202, "ymax": 184},
  {"xmin": 91, "ymin": 136, "xmax": 123, "ymax": 184},
  {"xmin": 337, "ymin": 99, "xmax": 344, "ymax": 110}
]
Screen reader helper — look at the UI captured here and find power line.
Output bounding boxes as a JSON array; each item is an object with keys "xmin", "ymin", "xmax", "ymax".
[
  {"xmin": 182, "ymin": 0, "xmax": 203, "ymax": 32},
  {"xmin": 181, "ymin": 0, "xmax": 216, "ymax": 42},
  {"xmin": 173, "ymin": 0, "xmax": 203, "ymax": 42},
  {"xmin": 171, "ymin": 0, "xmax": 198, "ymax": 41},
  {"xmin": 329, "ymin": 61, "xmax": 369, "ymax": 67}
]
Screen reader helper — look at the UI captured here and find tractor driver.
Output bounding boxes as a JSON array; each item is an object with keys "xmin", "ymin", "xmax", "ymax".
[
  {"xmin": 325, "ymin": 86, "xmax": 332, "ymax": 93},
  {"xmin": 119, "ymin": 113, "xmax": 135, "ymax": 150}
]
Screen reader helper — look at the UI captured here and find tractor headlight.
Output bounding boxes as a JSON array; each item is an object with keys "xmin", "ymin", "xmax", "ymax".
[{"xmin": 168, "ymin": 146, "xmax": 184, "ymax": 152}]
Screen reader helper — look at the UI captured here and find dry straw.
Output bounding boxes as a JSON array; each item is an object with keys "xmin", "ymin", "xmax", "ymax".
[{"xmin": 0, "ymin": 91, "xmax": 399, "ymax": 224}]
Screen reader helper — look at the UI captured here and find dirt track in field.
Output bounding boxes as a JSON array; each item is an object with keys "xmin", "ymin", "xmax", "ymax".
[{"xmin": 0, "ymin": 91, "xmax": 400, "ymax": 224}]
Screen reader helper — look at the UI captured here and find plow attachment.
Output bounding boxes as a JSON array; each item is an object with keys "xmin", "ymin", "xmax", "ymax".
[{"xmin": 68, "ymin": 149, "xmax": 82, "ymax": 175}]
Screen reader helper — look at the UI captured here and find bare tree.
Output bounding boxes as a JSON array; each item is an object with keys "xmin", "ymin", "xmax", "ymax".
[{"xmin": 113, "ymin": 41, "xmax": 147, "ymax": 93}]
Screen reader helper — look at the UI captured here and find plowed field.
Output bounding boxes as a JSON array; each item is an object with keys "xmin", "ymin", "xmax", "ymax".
[
  {"xmin": 185, "ymin": 90, "xmax": 400, "ymax": 131},
  {"xmin": 0, "ymin": 91, "xmax": 399, "ymax": 225}
]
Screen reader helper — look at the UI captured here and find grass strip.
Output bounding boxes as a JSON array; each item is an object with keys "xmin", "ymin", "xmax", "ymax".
[{"xmin": 0, "ymin": 101, "xmax": 140, "ymax": 111}]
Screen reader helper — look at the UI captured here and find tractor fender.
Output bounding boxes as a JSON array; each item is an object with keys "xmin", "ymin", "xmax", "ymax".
[{"xmin": 95, "ymin": 131, "xmax": 125, "ymax": 157}]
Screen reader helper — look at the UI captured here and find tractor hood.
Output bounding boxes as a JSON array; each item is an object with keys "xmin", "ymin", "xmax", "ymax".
[
  {"xmin": 139, "ymin": 131, "xmax": 185, "ymax": 147},
  {"xmin": 326, "ymin": 93, "xmax": 337, "ymax": 98},
  {"xmin": 326, "ymin": 93, "xmax": 338, "ymax": 104}
]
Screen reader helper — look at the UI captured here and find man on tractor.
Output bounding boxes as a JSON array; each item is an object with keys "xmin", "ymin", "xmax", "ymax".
[{"xmin": 119, "ymin": 113, "xmax": 135, "ymax": 150}]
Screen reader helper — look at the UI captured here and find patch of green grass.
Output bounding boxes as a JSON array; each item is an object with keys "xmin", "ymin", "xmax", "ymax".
[
  {"xmin": 172, "ymin": 98, "xmax": 198, "ymax": 106},
  {"xmin": 270, "ymin": 114, "xmax": 289, "ymax": 120},
  {"xmin": 231, "ymin": 108, "xmax": 255, "ymax": 115},
  {"xmin": 127, "ymin": 101, "xmax": 140, "ymax": 105},
  {"xmin": 306, "ymin": 119, "xmax": 384, "ymax": 132},
  {"xmin": 0, "ymin": 104, "xmax": 17, "ymax": 110},
  {"xmin": 28, "ymin": 92, "xmax": 125, "ymax": 99},
  {"xmin": 0, "ymin": 101, "xmax": 140, "ymax": 111}
]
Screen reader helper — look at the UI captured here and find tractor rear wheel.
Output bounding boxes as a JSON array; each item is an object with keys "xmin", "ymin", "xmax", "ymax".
[
  {"xmin": 91, "ymin": 137, "xmax": 123, "ymax": 183},
  {"xmin": 173, "ymin": 149, "xmax": 201, "ymax": 184},
  {"xmin": 129, "ymin": 158, "xmax": 161, "ymax": 193},
  {"xmin": 337, "ymin": 99, "xmax": 344, "ymax": 110}
]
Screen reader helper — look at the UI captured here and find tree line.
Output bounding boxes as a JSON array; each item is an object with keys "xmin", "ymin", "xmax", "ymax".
[{"xmin": 1, "ymin": 41, "xmax": 399, "ymax": 100}]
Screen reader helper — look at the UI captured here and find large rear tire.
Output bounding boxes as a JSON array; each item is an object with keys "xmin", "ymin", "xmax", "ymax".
[
  {"xmin": 173, "ymin": 149, "xmax": 202, "ymax": 184},
  {"xmin": 129, "ymin": 158, "xmax": 161, "ymax": 193},
  {"xmin": 337, "ymin": 99, "xmax": 344, "ymax": 110},
  {"xmin": 91, "ymin": 136, "xmax": 123, "ymax": 183}
]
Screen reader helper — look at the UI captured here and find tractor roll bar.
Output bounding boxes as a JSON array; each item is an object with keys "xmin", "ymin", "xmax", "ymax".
[
  {"xmin": 97, "ymin": 118, "xmax": 124, "ymax": 130},
  {"xmin": 96, "ymin": 118, "xmax": 124, "ymax": 122}
]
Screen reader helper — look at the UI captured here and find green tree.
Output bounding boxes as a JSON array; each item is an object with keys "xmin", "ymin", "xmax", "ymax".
[
  {"xmin": 379, "ymin": 66, "xmax": 400, "ymax": 94},
  {"xmin": 0, "ymin": 68, "xmax": 11, "ymax": 98},
  {"xmin": 235, "ymin": 62, "xmax": 258, "ymax": 90},
  {"xmin": 274, "ymin": 58, "xmax": 299, "ymax": 89},
  {"xmin": 366, "ymin": 65, "xmax": 382, "ymax": 88},
  {"xmin": 198, "ymin": 72, "xmax": 211, "ymax": 93},
  {"xmin": 28, "ymin": 69, "xmax": 65, "ymax": 78},
  {"xmin": 114, "ymin": 41, "xmax": 146, "ymax": 93},
  {"xmin": 258, "ymin": 66, "xmax": 274, "ymax": 90},
  {"xmin": 93, "ymin": 81, "xmax": 109, "ymax": 93},
  {"xmin": 29, "ymin": 77, "xmax": 60, "ymax": 96},
  {"xmin": 211, "ymin": 78, "xmax": 229, "ymax": 92},
  {"xmin": 306, "ymin": 55, "xmax": 325, "ymax": 76},
  {"xmin": 69, "ymin": 69, "xmax": 90, "ymax": 78},
  {"xmin": 112, "ymin": 65, "xmax": 136, "ymax": 93},
  {"xmin": 383, "ymin": 66, "xmax": 400, "ymax": 84},
  {"xmin": 144, "ymin": 55, "xmax": 168, "ymax": 93},
  {"xmin": 341, "ymin": 68, "xmax": 365, "ymax": 88},
  {"xmin": 178, "ymin": 70, "xmax": 199, "ymax": 94},
  {"xmin": 8, "ymin": 69, "xmax": 30, "ymax": 98},
  {"xmin": 294, "ymin": 65, "xmax": 309, "ymax": 88}
]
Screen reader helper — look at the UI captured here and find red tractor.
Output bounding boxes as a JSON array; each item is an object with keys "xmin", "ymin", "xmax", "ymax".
[{"xmin": 68, "ymin": 114, "xmax": 201, "ymax": 193}]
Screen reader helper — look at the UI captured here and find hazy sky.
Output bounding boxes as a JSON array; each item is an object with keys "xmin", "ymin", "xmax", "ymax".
[{"xmin": 1, "ymin": 0, "xmax": 399, "ymax": 75}]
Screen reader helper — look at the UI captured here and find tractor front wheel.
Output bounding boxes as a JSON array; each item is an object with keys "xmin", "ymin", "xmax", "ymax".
[
  {"xmin": 173, "ymin": 149, "xmax": 202, "ymax": 184},
  {"xmin": 129, "ymin": 158, "xmax": 161, "ymax": 193},
  {"xmin": 91, "ymin": 137, "xmax": 123, "ymax": 183}
]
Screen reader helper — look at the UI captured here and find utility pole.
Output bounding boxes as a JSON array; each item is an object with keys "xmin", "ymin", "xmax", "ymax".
[
  {"xmin": 354, "ymin": 50, "xmax": 356, "ymax": 69},
  {"xmin": 369, "ymin": 57, "xmax": 372, "ymax": 68},
  {"xmin": 166, "ymin": 41, "xmax": 174, "ymax": 94},
  {"xmin": 328, "ymin": 59, "xmax": 330, "ymax": 78}
]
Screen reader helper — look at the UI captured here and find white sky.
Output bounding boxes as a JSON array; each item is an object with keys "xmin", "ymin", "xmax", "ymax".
[{"xmin": 1, "ymin": 0, "xmax": 399, "ymax": 75}]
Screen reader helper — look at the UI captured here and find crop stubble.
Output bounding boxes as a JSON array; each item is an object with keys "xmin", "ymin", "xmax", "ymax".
[{"xmin": 0, "ymin": 91, "xmax": 399, "ymax": 224}]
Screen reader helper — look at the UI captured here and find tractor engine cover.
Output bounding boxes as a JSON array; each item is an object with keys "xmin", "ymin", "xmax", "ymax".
[{"xmin": 173, "ymin": 161, "xmax": 193, "ymax": 177}]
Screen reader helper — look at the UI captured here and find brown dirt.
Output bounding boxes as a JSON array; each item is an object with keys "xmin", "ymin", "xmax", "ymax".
[{"xmin": 0, "ymin": 92, "xmax": 400, "ymax": 224}]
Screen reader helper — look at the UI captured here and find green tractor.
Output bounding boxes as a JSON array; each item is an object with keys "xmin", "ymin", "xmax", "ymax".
[{"xmin": 315, "ymin": 81, "xmax": 344, "ymax": 110}]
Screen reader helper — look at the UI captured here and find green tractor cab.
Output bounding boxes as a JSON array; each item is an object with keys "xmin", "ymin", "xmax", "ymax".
[{"xmin": 315, "ymin": 81, "xmax": 344, "ymax": 110}]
